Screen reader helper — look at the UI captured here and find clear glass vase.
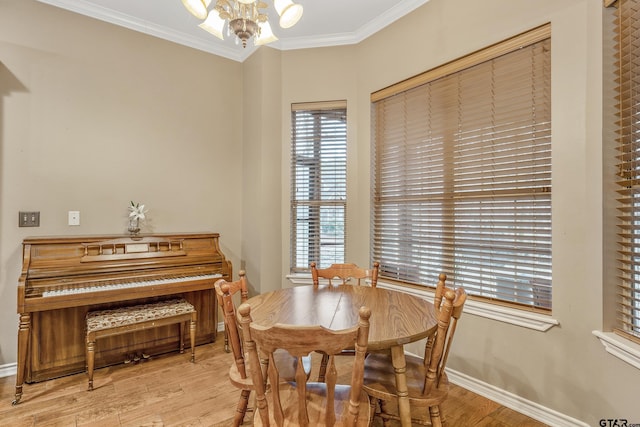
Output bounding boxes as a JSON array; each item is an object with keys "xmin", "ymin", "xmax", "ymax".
[{"xmin": 128, "ymin": 217, "xmax": 140, "ymax": 236}]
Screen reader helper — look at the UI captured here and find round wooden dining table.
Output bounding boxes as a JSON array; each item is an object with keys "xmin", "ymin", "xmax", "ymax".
[{"xmin": 242, "ymin": 284, "xmax": 438, "ymax": 427}]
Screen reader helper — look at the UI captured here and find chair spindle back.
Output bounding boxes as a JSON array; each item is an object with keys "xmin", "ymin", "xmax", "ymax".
[
  {"xmin": 310, "ymin": 262, "xmax": 380, "ymax": 287},
  {"xmin": 239, "ymin": 303, "xmax": 372, "ymax": 427}
]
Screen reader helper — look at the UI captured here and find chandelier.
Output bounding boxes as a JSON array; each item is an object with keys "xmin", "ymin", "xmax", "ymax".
[{"xmin": 181, "ymin": 0, "xmax": 303, "ymax": 48}]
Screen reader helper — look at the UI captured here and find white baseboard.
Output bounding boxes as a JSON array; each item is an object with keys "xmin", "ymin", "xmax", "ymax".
[
  {"xmin": 0, "ymin": 363, "xmax": 16, "ymax": 379},
  {"xmin": 447, "ymin": 368, "xmax": 589, "ymax": 427},
  {"xmin": 0, "ymin": 322, "xmax": 586, "ymax": 427}
]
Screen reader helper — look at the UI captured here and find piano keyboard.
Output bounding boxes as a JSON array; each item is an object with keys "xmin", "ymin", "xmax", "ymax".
[{"xmin": 42, "ymin": 273, "xmax": 222, "ymax": 297}]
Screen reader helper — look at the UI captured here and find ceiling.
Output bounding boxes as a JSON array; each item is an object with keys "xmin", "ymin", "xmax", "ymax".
[{"xmin": 36, "ymin": 0, "xmax": 429, "ymax": 62}]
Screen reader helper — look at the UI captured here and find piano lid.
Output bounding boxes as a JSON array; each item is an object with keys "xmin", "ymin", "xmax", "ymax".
[{"xmin": 20, "ymin": 233, "xmax": 226, "ymax": 281}]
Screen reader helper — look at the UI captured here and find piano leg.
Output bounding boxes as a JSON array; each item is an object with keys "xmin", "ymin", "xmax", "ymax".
[{"xmin": 13, "ymin": 313, "xmax": 31, "ymax": 405}]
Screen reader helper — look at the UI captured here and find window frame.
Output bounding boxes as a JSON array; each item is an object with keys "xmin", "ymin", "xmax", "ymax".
[
  {"xmin": 593, "ymin": 0, "xmax": 640, "ymax": 369},
  {"xmin": 370, "ymin": 24, "xmax": 552, "ymax": 312},
  {"xmin": 289, "ymin": 100, "xmax": 348, "ymax": 273},
  {"xmin": 607, "ymin": 0, "xmax": 640, "ymax": 344}
]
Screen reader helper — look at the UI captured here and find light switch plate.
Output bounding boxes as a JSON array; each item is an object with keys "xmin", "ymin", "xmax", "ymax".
[
  {"xmin": 68, "ymin": 211, "xmax": 80, "ymax": 226},
  {"xmin": 19, "ymin": 211, "xmax": 40, "ymax": 227}
]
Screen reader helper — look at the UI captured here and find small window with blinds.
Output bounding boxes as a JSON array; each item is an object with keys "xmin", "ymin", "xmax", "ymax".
[
  {"xmin": 371, "ymin": 25, "xmax": 552, "ymax": 310},
  {"xmin": 612, "ymin": 0, "xmax": 640, "ymax": 342},
  {"xmin": 290, "ymin": 101, "xmax": 347, "ymax": 272}
]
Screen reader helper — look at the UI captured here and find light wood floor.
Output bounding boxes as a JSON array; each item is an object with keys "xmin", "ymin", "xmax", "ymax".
[{"xmin": 0, "ymin": 335, "xmax": 548, "ymax": 426}]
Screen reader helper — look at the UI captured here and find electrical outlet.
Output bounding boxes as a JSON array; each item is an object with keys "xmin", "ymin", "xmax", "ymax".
[
  {"xmin": 19, "ymin": 211, "xmax": 40, "ymax": 227},
  {"xmin": 68, "ymin": 211, "xmax": 80, "ymax": 226}
]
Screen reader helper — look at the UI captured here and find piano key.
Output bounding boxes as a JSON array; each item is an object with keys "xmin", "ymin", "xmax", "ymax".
[{"xmin": 42, "ymin": 273, "xmax": 222, "ymax": 297}]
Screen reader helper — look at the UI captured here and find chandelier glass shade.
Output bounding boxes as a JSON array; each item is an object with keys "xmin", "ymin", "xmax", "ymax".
[{"xmin": 181, "ymin": 0, "xmax": 303, "ymax": 48}]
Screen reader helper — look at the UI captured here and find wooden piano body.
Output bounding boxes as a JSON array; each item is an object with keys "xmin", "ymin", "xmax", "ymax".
[{"xmin": 13, "ymin": 232, "xmax": 232, "ymax": 404}]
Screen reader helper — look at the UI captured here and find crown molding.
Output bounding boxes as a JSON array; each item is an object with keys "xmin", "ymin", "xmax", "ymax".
[
  {"xmin": 36, "ymin": 0, "xmax": 245, "ymax": 61},
  {"xmin": 280, "ymin": 0, "xmax": 429, "ymax": 50},
  {"xmin": 37, "ymin": 0, "xmax": 429, "ymax": 62}
]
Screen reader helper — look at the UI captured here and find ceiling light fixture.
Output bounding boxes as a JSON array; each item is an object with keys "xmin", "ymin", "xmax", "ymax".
[{"xmin": 181, "ymin": 0, "xmax": 303, "ymax": 48}]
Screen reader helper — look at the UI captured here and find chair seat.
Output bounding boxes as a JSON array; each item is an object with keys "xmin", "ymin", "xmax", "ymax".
[
  {"xmin": 229, "ymin": 350, "xmax": 312, "ymax": 390},
  {"xmin": 252, "ymin": 383, "xmax": 371, "ymax": 427},
  {"xmin": 363, "ymin": 352, "xmax": 449, "ymax": 407},
  {"xmin": 86, "ymin": 298, "xmax": 195, "ymax": 332}
]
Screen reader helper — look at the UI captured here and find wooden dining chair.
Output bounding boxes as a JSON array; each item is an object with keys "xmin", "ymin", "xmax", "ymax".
[
  {"xmin": 214, "ymin": 270, "xmax": 249, "ymax": 353},
  {"xmin": 310, "ymin": 261, "xmax": 380, "ymax": 382},
  {"xmin": 310, "ymin": 261, "xmax": 380, "ymax": 287},
  {"xmin": 362, "ymin": 273, "xmax": 467, "ymax": 427},
  {"xmin": 239, "ymin": 302, "xmax": 373, "ymax": 427},
  {"xmin": 215, "ymin": 277, "xmax": 311, "ymax": 427}
]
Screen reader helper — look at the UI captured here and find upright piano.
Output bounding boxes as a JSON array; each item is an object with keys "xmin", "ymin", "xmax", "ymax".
[{"xmin": 13, "ymin": 232, "xmax": 232, "ymax": 405}]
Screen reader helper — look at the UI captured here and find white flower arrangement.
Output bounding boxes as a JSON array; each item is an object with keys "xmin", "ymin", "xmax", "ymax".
[{"xmin": 128, "ymin": 201, "xmax": 147, "ymax": 221}]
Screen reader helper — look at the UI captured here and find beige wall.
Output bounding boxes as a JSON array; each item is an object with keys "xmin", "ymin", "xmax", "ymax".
[
  {"xmin": 242, "ymin": 47, "xmax": 283, "ymax": 295},
  {"xmin": 279, "ymin": 45, "xmax": 362, "ymax": 279},
  {"xmin": 274, "ymin": 0, "xmax": 640, "ymax": 424},
  {"xmin": 2, "ymin": 0, "xmax": 639, "ymax": 425},
  {"xmin": 0, "ymin": 0, "xmax": 244, "ymax": 364}
]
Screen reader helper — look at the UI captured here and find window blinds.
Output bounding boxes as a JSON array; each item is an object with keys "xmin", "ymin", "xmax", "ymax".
[
  {"xmin": 290, "ymin": 101, "xmax": 347, "ymax": 272},
  {"xmin": 372, "ymin": 25, "xmax": 552, "ymax": 309},
  {"xmin": 613, "ymin": 0, "xmax": 640, "ymax": 342}
]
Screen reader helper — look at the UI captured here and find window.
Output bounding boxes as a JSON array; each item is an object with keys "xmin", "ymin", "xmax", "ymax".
[
  {"xmin": 371, "ymin": 25, "xmax": 552, "ymax": 309},
  {"xmin": 290, "ymin": 101, "xmax": 347, "ymax": 272},
  {"xmin": 611, "ymin": 0, "xmax": 640, "ymax": 342}
]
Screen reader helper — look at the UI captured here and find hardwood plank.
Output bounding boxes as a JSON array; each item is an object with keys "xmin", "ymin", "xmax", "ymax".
[{"xmin": 0, "ymin": 333, "xmax": 548, "ymax": 426}]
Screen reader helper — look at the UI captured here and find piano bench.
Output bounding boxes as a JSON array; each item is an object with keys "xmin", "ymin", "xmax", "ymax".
[{"xmin": 85, "ymin": 297, "xmax": 197, "ymax": 391}]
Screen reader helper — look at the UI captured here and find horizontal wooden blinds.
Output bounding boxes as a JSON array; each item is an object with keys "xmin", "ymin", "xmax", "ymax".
[
  {"xmin": 613, "ymin": 0, "xmax": 640, "ymax": 342},
  {"xmin": 371, "ymin": 25, "xmax": 552, "ymax": 309},
  {"xmin": 290, "ymin": 101, "xmax": 347, "ymax": 272}
]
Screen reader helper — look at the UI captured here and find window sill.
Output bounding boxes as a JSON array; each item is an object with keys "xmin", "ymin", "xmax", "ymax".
[
  {"xmin": 593, "ymin": 330, "xmax": 640, "ymax": 370},
  {"xmin": 286, "ymin": 274, "xmax": 559, "ymax": 332},
  {"xmin": 286, "ymin": 274, "xmax": 315, "ymax": 286}
]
